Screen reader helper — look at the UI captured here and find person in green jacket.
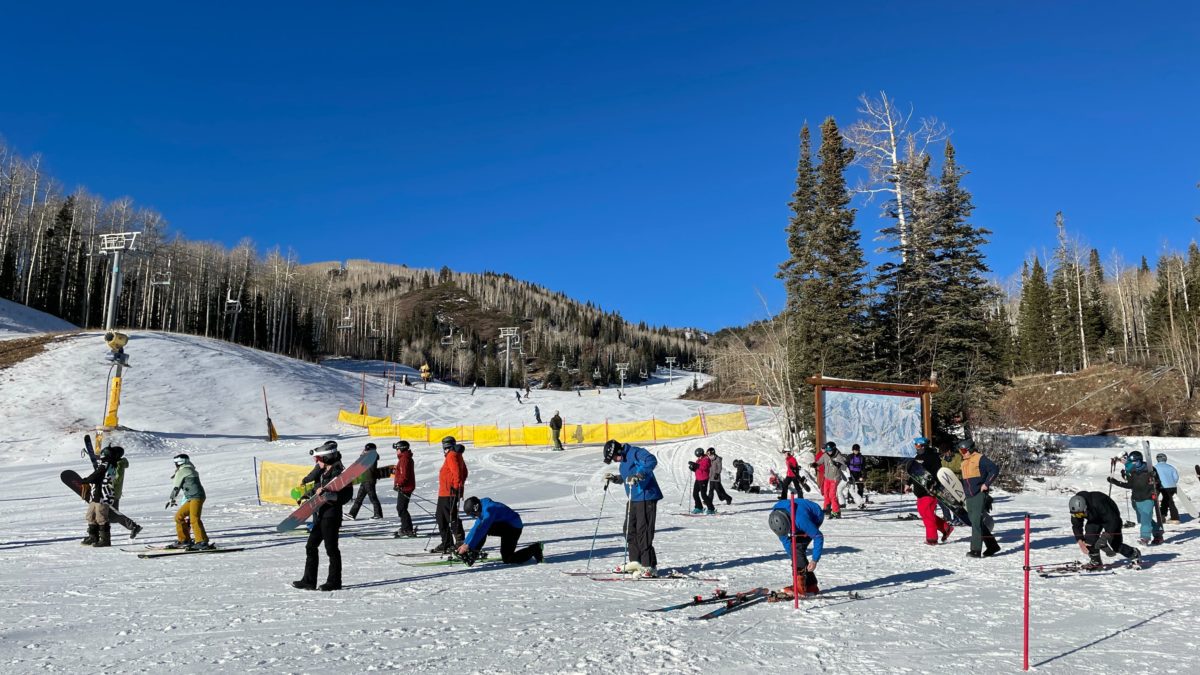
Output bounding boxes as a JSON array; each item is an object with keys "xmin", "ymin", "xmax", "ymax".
[
  {"xmin": 166, "ymin": 454, "xmax": 212, "ymax": 550},
  {"xmin": 107, "ymin": 450, "xmax": 142, "ymax": 539}
]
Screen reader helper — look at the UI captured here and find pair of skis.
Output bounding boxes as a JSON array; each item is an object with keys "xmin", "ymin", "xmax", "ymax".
[
  {"xmin": 646, "ymin": 587, "xmax": 863, "ymax": 619},
  {"xmin": 121, "ymin": 544, "xmax": 243, "ymax": 559},
  {"xmin": 1032, "ymin": 559, "xmax": 1141, "ymax": 578}
]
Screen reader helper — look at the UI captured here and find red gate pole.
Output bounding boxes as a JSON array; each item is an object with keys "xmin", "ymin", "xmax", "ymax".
[
  {"xmin": 791, "ymin": 496, "xmax": 799, "ymax": 610},
  {"xmin": 1023, "ymin": 513, "xmax": 1031, "ymax": 671}
]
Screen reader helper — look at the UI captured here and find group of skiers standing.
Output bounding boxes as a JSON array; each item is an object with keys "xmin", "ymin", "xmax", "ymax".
[
  {"xmin": 688, "ymin": 447, "xmax": 733, "ymax": 513},
  {"xmin": 778, "ymin": 443, "xmax": 868, "ymax": 517}
]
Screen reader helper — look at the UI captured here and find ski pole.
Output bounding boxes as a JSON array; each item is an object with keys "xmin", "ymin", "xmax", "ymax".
[
  {"xmin": 585, "ymin": 480, "xmax": 611, "ymax": 572},
  {"xmin": 622, "ymin": 492, "xmax": 632, "ymax": 567}
]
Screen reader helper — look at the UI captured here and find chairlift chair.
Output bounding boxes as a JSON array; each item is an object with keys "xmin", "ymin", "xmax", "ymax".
[
  {"xmin": 639, "ymin": 369, "xmax": 648, "ymax": 378},
  {"xmin": 336, "ymin": 307, "xmax": 353, "ymax": 331},
  {"xmin": 224, "ymin": 289, "xmax": 242, "ymax": 315}
]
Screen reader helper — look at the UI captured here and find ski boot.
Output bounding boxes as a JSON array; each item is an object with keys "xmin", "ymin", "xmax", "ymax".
[
  {"xmin": 724, "ymin": 496, "xmax": 733, "ymax": 505},
  {"xmin": 94, "ymin": 525, "xmax": 111, "ymax": 548},
  {"xmin": 291, "ymin": 579, "xmax": 316, "ymax": 590},
  {"xmin": 189, "ymin": 541, "xmax": 216, "ymax": 551},
  {"xmin": 129, "ymin": 523, "xmax": 143, "ymax": 539},
  {"xmin": 81, "ymin": 524, "xmax": 99, "ymax": 546},
  {"xmin": 830, "ymin": 511, "xmax": 842, "ymax": 519},
  {"xmin": 1151, "ymin": 536, "xmax": 1163, "ymax": 546},
  {"xmin": 705, "ymin": 509, "xmax": 717, "ymax": 515},
  {"xmin": 691, "ymin": 508, "xmax": 703, "ymax": 514},
  {"xmin": 639, "ymin": 567, "xmax": 658, "ymax": 579},
  {"xmin": 614, "ymin": 561, "xmax": 643, "ymax": 575},
  {"xmin": 393, "ymin": 528, "xmax": 418, "ymax": 538},
  {"xmin": 429, "ymin": 543, "xmax": 452, "ymax": 554},
  {"xmin": 941, "ymin": 525, "xmax": 955, "ymax": 543},
  {"xmin": 1081, "ymin": 557, "xmax": 1103, "ymax": 571},
  {"xmin": 1137, "ymin": 538, "xmax": 1151, "ymax": 546},
  {"xmin": 370, "ymin": 514, "xmax": 383, "ymax": 520},
  {"xmin": 532, "ymin": 542, "xmax": 544, "ymax": 563},
  {"xmin": 165, "ymin": 539, "xmax": 194, "ymax": 549},
  {"xmin": 1128, "ymin": 549, "xmax": 1142, "ymax": 568},
  {"xmin": 318, "ymin": 582, "xmax": 341, "ymax": 592}
]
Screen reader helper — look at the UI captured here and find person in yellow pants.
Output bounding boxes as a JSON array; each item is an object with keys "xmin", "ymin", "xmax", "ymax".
[{"xmin": 165, "ymin": 454, "xmax": 213, "ymax": 551}]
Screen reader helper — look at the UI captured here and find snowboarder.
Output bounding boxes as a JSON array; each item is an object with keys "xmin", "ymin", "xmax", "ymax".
[
  {"xmin": 1107, "ymin": 450, "xmax": 1163, "ymax": 545},
  {"xmin": 292, "ymin": 442, "xmax": 353, "ymax": 591},
  {"xmin": 348, "ymin": 443, "xmax": 383, "ymax": 520},
  {"xmin": 905, "ymin": 437, "xmax": 953, "ymax": 545},
  {"xmin": 534, "ymin": 405, "xmax": 542, "ymax": 424},
  {"xmin": 79, "ymin": 446, "xmax": 138, "ymax": 548},
  {"xmin": 549, "ymin": 410, "xmax": 564, "ymax": 451},
  {"xmin": 846, "ymin": 444, "xmax": 867, "ymax": 507},
  {"xmin": 433, "ymin": 436, "xmax": 467, "ymax": 553},
  {"xmin": 768, "ymin": 497, "xmax": 825, "ymax": 596},
  {"xmin": 778, "ymin": 449, "xmax": 805, "ymax": 499},
  {"xmin": 602, "ymin": 439, "xmax": 662, "ymax": 577},
  {"xmin": 816, "ymin": 442, "xmax": 849, "ymax": 518},
  {"xmin": 706, "ymin": 448, "xmax": 732, "ymax": 505},
  {"xmin": 457, "ymin": 496, "xmax": 544, "ymax": 564},
  {"xmin": 689, "ymin": 448, "xmax": 717, "ymax": 514},
  {"xmin": 165, "ymin": 454, "xmax": 213, "ymax": 550},
  {"xmin": 105, "ymin": 446, "xmax": 142, "ymax": 538},
  {"xmin": 958, "ymin": 439, "xmax": 1001, "ymax": 558},
  {"xmin": 1153, "ymin": 453, "xmax": 1180, "ymax": 524},
  {"xmin": 1070, "ymin": 491, "xmax": 1140, "ymax": 570},
  {"xmin": 392, "ymin": 441, "xmax": 416, "ymax": 537},
  {"xmin": 732, "ymin": 459, "xmax": 755, "ymax": 492}
]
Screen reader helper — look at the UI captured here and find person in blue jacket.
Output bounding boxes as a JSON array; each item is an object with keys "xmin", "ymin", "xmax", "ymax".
[
  {"xmin": 456, "ymin": 497, "xmax": 544, "ymax": 565},
  {"xmin": 1154, "ymin": 453, "xmax": 1181, "ymax": 523},
  {"xmin": 768, "ymin": 497, "xmax": 825, "ymax": 595},
  {"xmin": 603, "ymin": 439, "xmax": 663, "ymax": 577}
]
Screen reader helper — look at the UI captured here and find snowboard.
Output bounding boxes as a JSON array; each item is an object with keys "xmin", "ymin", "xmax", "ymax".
[
  {"xmin": 61, "ymin": 470, "xmax": 90, "ymax": 502},
  {"xmin": 906, "ymin": 462, "xmax": 992, "ymax": 530},
  {"xmin": 275, "ymin": 447, "xmax": 379, "ymax": 532},
  {"xmin": 936, "ymin": 468, "xmax": 966, "ymax": 502}
]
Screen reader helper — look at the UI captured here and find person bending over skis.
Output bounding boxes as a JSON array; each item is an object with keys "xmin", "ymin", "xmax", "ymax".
[
  {"xmin": 1070, "ymin": 491, "xmax": 1140, "ymax": 570},
  {"xmin": 603, "ymin": 439, "xmax": 663, "ymax": 577},
  {"xmin": 768, "ymin": 497, "xmax": 825, "ymax": 596},
  {"xmin": 456, "ymin": 496, "xmax": 543, "ymax": 565}
]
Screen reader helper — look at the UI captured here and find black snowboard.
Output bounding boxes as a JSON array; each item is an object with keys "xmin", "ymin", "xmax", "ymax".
[{"xmin": 61, "ymin": 469, "xmax": 89, "ymax": 502}]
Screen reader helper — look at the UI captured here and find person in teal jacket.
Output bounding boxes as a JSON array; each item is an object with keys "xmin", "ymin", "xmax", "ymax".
[
  {"xmin": 603, "ymin": 440, "xmax": 662, "ymax": 577},
  {"xmin": 455, "ymin": 497, "xmax": 543, "ymax": 564},
  {"xmin": 166, "ymin": 454, "xmax": 212, "ymax": 551}
]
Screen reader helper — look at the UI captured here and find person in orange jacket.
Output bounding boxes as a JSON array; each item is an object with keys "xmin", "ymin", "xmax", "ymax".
[{"xmin": 433, "ymin": 436, "xmax": 467, "ymax": 553}]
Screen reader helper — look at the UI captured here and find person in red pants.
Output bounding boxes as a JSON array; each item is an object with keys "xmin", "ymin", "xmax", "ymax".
[
  {"xmin": 905, "ymin": 437, "xmax": 953, "ymax": 545},
  {"xmin": 816, "ymin": 442, "xmax": 849, "ymax": 518}
]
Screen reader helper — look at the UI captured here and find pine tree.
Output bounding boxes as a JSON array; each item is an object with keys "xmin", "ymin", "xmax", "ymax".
[
  {"xmin": 1049, "ymin": 212, "xmax": 1083, "ymax": 371},
  {"xmin": 778, "ymin": 124, "xmax": 818, "ymax": 438},
  {"xmin": 1017, "ymin": 256, "xmax": 1055, "ymax": 373}
]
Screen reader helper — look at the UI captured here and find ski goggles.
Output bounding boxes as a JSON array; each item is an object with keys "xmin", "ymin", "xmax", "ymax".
[{"xmin": 1070, "ymin": 511, "xmax": 1086, "ymax": 519}]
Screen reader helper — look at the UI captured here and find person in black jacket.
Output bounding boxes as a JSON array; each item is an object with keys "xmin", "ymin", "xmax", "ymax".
[
  {"xmin": 904, "ymin": 438, "xmax": 954, "ymax": 545},
  {"xmin": 347, "ymin": 443, "xmax": 383, "ymax": 520},
  {"xmin": 1107, "ymin": 450, "xmax": 1163, "ymax": 545},
  {"xmin": 549, "ymin": 411, "xmax": 564, "ymax": 451},
  {"xmin": 293, "ymin": 442, "xmax": 353, "ymax": 591},
  {"xmin": 1070, "ymin": 491, "xmax": 1140, "ymax": 569}
]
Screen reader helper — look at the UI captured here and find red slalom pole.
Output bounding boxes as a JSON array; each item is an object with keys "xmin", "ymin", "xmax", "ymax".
[
  {"xmin": 790, "ymin": 496, "xmax": 799, "ymax": 610},
  {"xmin": 1023, "ymin": 513, "xmax": 1031, "ymax": 671}
]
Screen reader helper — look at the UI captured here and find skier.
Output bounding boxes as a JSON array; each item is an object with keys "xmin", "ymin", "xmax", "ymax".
[
  {"xmin": 767, "ymin": 496, "xmax": 825, "ymax": 596},
  {"xmin": 392, "ymin": 441, "xmax": 417, "ymax": 537},
  {"xmin": 1107, "ymin": 450, "xmax": 1163, "ymax": 545},
  {"xmin": 706, "ymin": 448, "xmax": 733, "ymax": 505},
  {"xmin": 549, "ymin": 410, "xmax": 564, "ymax": 451},
  {"xmin": 732, "ymin": 459, "xmax": 755, "ymax": 492},
  {"xmin": 689, "ymin": 448, "xmax": 716, "ymax": 514},
  {"xmin": 105, "ymin": 446, "xmax": 142, "ymax": 538},
  {"xmin": 602, "ymin": 439, "xmax": 663, "ymax": 577},
  {"xmin": 846, "ymin": 444, "xmax": 867, "ymax": 508},
  {"xmin": 1070, "ymin": 491, "xmax": 1140, "ymax": 570},
  {"xmin": 1154, "ymin": 453, "xmax": 1181, "ymax": 524},
  {"xmin": 534, "ymin": 405, "xmax": 542, "ymax": 424},
  {"xmin": 79, "ymin": 446, "xmax": 138, "ymax": 548},
  {"xmin": 515, "ymin": 391, "xmax": 522, "ymax": 404},
  {"xmin": 470, "ymin": 383, "xmax": 477, "ymax": 396},
  {"xmin": 778, "ymin": 449, "xmax": 805, "ymax": 499},
  {"xmin": 456, "ymin": 496, "xmax": 544, "ymax": 564},
  {"xmin": 348, "ymin": 443, "xmax": 383, "ymax": 520},
  {"xmin": 958, "ymin": 439, "xmax": 1001, "ymax": 558},
  {"xmin": 292, "ymin": 442, "xmax": 353, "ymax": 591},
  {"xmin": 165, "ymin": 454, "xmax": 213, "ymax": 550},
  {"xmin": 816, "ymin": 442, "xmax": 849, "ymax": 518},
  {"xmin": 433, "ymin": 436, "xmax": 466, "ymax": 553},
  {"xmin": 904, "ymin": 437, "xmax": 953, "ymax": 545}
]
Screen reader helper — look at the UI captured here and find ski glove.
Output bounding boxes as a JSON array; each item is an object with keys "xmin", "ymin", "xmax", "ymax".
[{"xmin": 604, "ymin": 473, "xmax": 621, "ymax": 485}]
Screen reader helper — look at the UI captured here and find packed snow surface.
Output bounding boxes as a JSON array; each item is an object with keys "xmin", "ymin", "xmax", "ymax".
[
  {"xmin": 0, "ymin": 297, "xmax": 76, "ymax": 339},
  {"xmin": 2, "ymin": 329, "xmax": 1199, "ymax": 673}
]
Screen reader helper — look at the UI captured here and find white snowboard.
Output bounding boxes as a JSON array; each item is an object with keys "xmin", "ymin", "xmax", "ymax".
[{"xmin": 937, "ymin": 468, "xmax": 967, "ymax": 502}]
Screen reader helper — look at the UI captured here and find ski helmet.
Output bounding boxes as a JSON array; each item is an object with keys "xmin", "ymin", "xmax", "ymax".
[
  {"xmin": 603, "ymin": 439, "xmax": 623, "ymax": 464},
  {"xmin": 1128, "ymin": 450, "xmax": 1144, "ymax": 464},
  {"xmin": 694, "ymin": 448, "xmax": 705, "ymax": 458},
  {"xmin": 101, "ymin": 446, "xmax": 124, "ymax": 461},
  {"xmin": 914, "ymin": 437, "xmax": 928, "ymax": 446},
  {"xmin": 768, "ymin": 508, "xmax": 791, "ymax": 537},
  {"xmin": 1068, "ymin": 494, "xmax": 1088, "ymax": 518},
  {"xmin": 393, "ymin": 440, "xmax": 410, "ymax": 452},
  {"xmin": 441, "ymin": 436, "xmax": 456, "ymax": 453},
  {"xmin": 310, "ymin": 440, "xmax": 337, "ymax": 456},
  {"xmin": 851, "ymin": 444, "xmax": 861, "ymax": 453},
  {"xmin": 453, "ymin": 443, "xmax": 465, "ymax": 454},
  {"xmin": 1156, "ymin": 453, "xmax": 1167, "ymax": 463},
  {"xmin": 957, "ymin": 439, "xmax": 976, "ymax": 453},
  {"xmin": 706, "ymin": 447, "xmax": 716, "ymax": 456},
  {"xmin": 463, "ymin": 496, "xmax": 482, "ymax": 518},
  {"xmin": 365, "ymin": 443, "xmax": 377, "ymax": 452},
  {"xmin": 172, "ymin": 453, "xmax": 190, "ymax": 466},
  {"xmin": 824, "ymin": 441, "xmax": 838, "ymax": 455}
]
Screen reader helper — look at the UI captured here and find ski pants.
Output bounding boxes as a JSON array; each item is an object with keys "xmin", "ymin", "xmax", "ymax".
[
  {"xmin": 175, "ymin": 499, "xmax": 208, "ymax": 543},
  {"xmin": 626, "ymin": 499, "xmax": 658, "ymax": 568},
  {"xmin": 394, "ymin": 489, "xmax": 413, "ymax": 531},
  {"xmin": 916, "ymin": 495, "xmax": 952, "ymax": 543},
  {"xmin": 778, "ymin": 475, "xmax": 804, "ymax": 499},
  {"xmin": 708, "ymin": 479, "xmax": 731, "ymax": 504},
  {"xmin": 1083, "ymin": 526, "xmax": 1139, "ymax": 563},
  {"xmin": 480, "ymin": 521, "xmax": 540, "ymax": 564},
  {"xmin": 692, "ymin": 479, "xmax": 715, "ymax": 511},
  {"xmin": 1132, "ymin": 499, "xmax": 1162, "ymax": 540},
  {"xmin": 821, "ymin": 479, "xmax": 840, "ymax": 514},
  {"xmin": 85, "ymin": 502, "xmax": 110, "ymax": 526},
  {"xmin": 109, "ymin": 498, "xmax": 138, "ymax": 532},
  {"xmin": 436, "ymin": 495, "xmax": 465, "ymax": 548},
  {"xmin": 302, "ymin": 508, "xmax": 342, "ymax": 586},
  {"xmin": 777, "ymin": 533, "xmax": 818, "ymax": 591},
  {"xmin": 349, "ymin": 479, "xmax": 382, "ymax": 519},
  {"xmin": 1159, "ymin": 488, "xmax": 1179, "ymax": 521},
  {"xmin": 848, "ymin": 471, "xmax": 865, "ymax": 498},
  {"xmin": 965, "ymin": 493, "xmax": 998, "ymax": 554},
  {"xmin": 551, "ymin": 427, "xmax": 563, "ymax": 451}
]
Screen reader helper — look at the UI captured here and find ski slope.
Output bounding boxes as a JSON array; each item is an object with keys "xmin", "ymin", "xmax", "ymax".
[
  {"xmin": 1, "ymin": 326, "xmax": 1199, "ymax": 673},
  {"xmin": 0, "ymin": 297, "xmax": 76, "ymax": 340}
]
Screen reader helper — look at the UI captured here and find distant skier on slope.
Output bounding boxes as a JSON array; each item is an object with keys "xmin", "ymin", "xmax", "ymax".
[
  {"xmin": 603, "ymin": 439, "xmax": 662, "ymax": 577},
  {"xmin": 905, "ymin": 437, "xmax": 953, "ymax": 546},
  {"xmin": 689, "ymin": 448, "xmax": 717, "ymax": 514},
  {"xmin": 1107, "ymin": 450, "xmax": 1163, "ymax": 545},
  {"xmin": 292, "ymin": 442, "xmax": 353, "ymax": 591},
  {"xmin": 392, "ymin": 441, "xmax": 417, "ymax": 537},
  {"xmin": 456, "ymin": 496, "xmax": 544, "ymax": 565},
  {"xmin": 348, "ymin": 443, "xmax": 383, "ymax": 520},
  {"xmin": 768, "ymin": 496, "xmax": 825, "ymax": 597},
  {"xmin": 1069, "ymin": 491, "xmax": 1140, "ymax": 570},
  {"xmin": 165, "ymin": 454, "xmax": 213, "ymax": 551}
]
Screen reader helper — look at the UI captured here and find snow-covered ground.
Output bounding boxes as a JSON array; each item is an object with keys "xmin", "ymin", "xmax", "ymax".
[
  {"xmin": 0, "ymin": 297, "xmax": 76, "ymax": 339},
  {"xmin": 1, "ymin": 321, "xmax": 1199, "ymax": 673}
]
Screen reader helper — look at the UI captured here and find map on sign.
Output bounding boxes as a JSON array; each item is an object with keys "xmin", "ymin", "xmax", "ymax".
[{"xmin": 822, "ymin": 389, "xmax": 923, "ymax": 458}]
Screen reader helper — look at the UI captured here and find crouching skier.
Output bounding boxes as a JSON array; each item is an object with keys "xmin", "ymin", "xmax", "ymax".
[
  {"xmin": 456, "ymin": 496, "xmax": 544, "ymax": 565},
  {"xmin": 768, "ymin": 497, "xmax": 825, "ymax": 598},
  {"xmin": 1070, "ymin": 491, "xmax": 1141, "ymax": 570}
]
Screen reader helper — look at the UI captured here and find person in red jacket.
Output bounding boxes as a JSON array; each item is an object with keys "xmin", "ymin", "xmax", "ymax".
[
  {"xmin": 392, "ymin": 441, "xmax": 417, "ymax": 538},
  {"xmin": 689, "ymin": 448, "xmax": 717, "ymax": 514},
  {"xmin": 433, "ymin": 437, "xmax": 467, "ymax": 553},
  {"xmin": 778, "ymin": 449, "xmax": 805, "ymax": 499}
]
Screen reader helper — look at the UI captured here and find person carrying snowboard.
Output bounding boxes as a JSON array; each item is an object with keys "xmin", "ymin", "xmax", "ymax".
[
  {"xmin": 706, "ymin": 447, "xmax": 733, "ymax": 505},
  {"xmin": 1070, "ymin": 491, "xmax": 1141, "ymax": 570},
  {"xmin": 603, "ymin": 439, "xmax": 663, "ymax": 577},
  {"xmin": 456, "ymin": 496, "xmax": 544, "ymax": 565},
  {"xmin": 165, "ymin": 454, "xmax": 213, "ymax": 550},
  {"xmin": 958, "ymin": 439, "xmax": 1001, "ymax": 557},
  {"xmin": 392, "ymin": 441, "xmax": 417, "ymax": 537},
  {"xmin": 292, "ymin": 442, "xmax": 353, "ymax": 591},
  {"xmin": 768, "ymin": 496, "xmax": 825, "ymax": 596},
  {"xmin": 433, "ymin": 436, "xmax": 467, "ymax": 554},
  {"xmin": 1153, "ymin": 453, "xmax": 1181, "ymax": 524},
  {"xmin": 348, "ymin": 442, "xmax": 383, "ymax": 520},
  {"xmin": 1107, "ymin": 450, "xmax": 1163, "ymax": 545},
  {"xmin": 549, "ymin": 410, "xmax": 564, "ymax": 451},
  {"xmin": 905, "ymin": 437, "xmax": 953, "ymax": 545},
  {"xmin": 816, "ymin": 442, "xmax": 849, "ymax": 518},
  {"xmin": 79, "ymin": 446, "xmax": 138, "ymax": 548},
  {"xmin": 689, "ymin": 448, "xmax": 717, "ymax": 514},
  {"xmin": 778, "ymin": 449, "xmax": 805, "ymax": 499}
]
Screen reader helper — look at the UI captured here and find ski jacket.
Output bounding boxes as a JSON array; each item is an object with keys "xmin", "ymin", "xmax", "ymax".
[
  {"xmin": 960, "ymin": 452, "xmax": 999, "ymax": 497},
  {"xmin": 708, "ymin": 455, "xmax": 723, "ymax": 483},
  {"xmin": 170, "ymin": 461, "xmax": 206, "ymax": 503},
  {"xmin": 619, "ymin": 445, "xmax": 663, "ymax": 502},
  {"xmin": 393, "ymin": 450, "xmax": 415, "ymax": 493},
  {"xmin": 549, "ymin": 414, "xmax": 562, "ymax": 431},
  {"xmin": 846, "ymin": 453, "xmax": 865, "ymax": 474},
  {"xmin": 812, "ymin": 450, "xmax": 826, "ymax": 484},
  {"xmin": 785, "ymin": 454, "xmax": 801, "ymax": 478},
  {"xmin": 1109, "ymin": 467, "xmax": 1157, "ymax": 501},
  {"xmin": 772, "ymin": 498, "xmax": 825, "ymax": 562},
  {"xmin": 905, "ymin": 452, "xmax": 940, "ymax": 499},
  {"xmin": 941, "ymin": 452, "xmax": 962, "ymax": 478},
  {"xmin": 694, "ymin": 455, "xmax": 712, "ymax": 481},
  {"xmin": 735, "ymin": 462, "xmax": 754, "ymax": 484},
  {"xmin": 112, "ymin": 458, "xmax": 130, "ymax": 500},
  {"xmin": 1070, "ymin": 491, "xmax": 1123, "ymax": 544},
  {"xmin": 817, "ymin": 452, "xmax": 848, "ymax": 483},
  {"xmin": 302, "ymin": 461, "xmax": 353, "ymax": 516},
  {"xmin": 463, "ymin": 497, "xmax": 523, "ymax": 550},
  {"xmin": 81, "ymin": 460, "xmax": 117, "ymax": 504},
  {"xmin": 361, "ymin": 453, "xmax": 379, "ymax": 484},
  {"xmin": 439, "ymin": 453, "xmax": 466, "ymax": 498},
  {"xmin": 1155, "ymin": 462, "xmax": 1179, "ymax": 489}
]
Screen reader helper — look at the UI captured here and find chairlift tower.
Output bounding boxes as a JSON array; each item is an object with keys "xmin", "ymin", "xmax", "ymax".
[
  {"xmin": 616, "ymin": 362, "xmax": 630, "ymax": 394},
  {"xmin": 665, "ymin": 356, "xmax": 677, "ymax": 384},
  {"xmin": 499, "ymin": 327, "xmax": 519, "ymax": 388},
  {"xmin": 97, "ymin": 231, "xmax": 140, "ymax": 430}
]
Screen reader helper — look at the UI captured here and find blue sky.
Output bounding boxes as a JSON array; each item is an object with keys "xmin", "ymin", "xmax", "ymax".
[{"xmin": 1, "ymin": 2, "xmax": 1196, "ymax": 330}]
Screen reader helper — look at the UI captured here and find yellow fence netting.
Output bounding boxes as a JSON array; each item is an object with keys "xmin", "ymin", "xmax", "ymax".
[{"xmin": 257, "ymin": 460, "xmax": 314, "ymax": 506}]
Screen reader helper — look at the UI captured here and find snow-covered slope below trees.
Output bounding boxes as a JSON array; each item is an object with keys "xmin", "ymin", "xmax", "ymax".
[
  {"xmin": 0, "ymin": 297, "xmax": 77, "ymax": 340},
  {"xmin": 1, "ymin": 330, "xmax": 1198, "ymax": 673}
]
